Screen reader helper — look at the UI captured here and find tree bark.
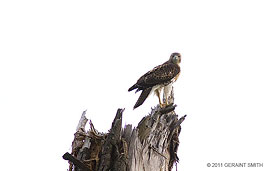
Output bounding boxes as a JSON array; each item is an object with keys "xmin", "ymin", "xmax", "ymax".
[{"xmin": 63, "ymin": 87, "xmax": 186, "ymax": 171}]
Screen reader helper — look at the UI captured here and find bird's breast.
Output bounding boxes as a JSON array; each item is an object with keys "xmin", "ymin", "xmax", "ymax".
[{"xmin": 173, "ymin": 72, "xmax": 180, "ymax": 82}]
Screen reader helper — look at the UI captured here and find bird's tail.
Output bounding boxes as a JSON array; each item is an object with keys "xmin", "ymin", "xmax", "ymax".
[
  {"xmin": 128, "ymin": 84, "xmax": 138, "ymax": 92},
  {"xmin": 133, "ymin": 87, "xmax": 152, "ymax": 109}
]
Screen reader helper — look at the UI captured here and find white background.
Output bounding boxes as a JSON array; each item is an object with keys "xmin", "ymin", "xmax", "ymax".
[{"xmin": 1, "ymin": 0, "xmax": 266, "ymax": 171}]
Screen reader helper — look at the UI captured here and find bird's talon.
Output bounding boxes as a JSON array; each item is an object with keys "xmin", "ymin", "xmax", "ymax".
[{"xmin": 160, "ymin": 103, "xmax": 167, "ymax": 108}]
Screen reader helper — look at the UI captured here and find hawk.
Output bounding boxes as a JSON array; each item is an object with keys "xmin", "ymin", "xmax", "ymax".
[{"xmin": 128, "ymin": 52, "xmax": 181, "ymax": 109}]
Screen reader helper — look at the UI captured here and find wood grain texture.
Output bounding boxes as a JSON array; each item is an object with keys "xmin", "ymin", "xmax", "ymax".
[{"xmin": 63, "ymin": 87, "xmax": 186, "ymax": 171}]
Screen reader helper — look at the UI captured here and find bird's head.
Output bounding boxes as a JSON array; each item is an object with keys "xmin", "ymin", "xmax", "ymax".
[{"xmin": 170, "ymin": 52, "xmax": 181, "ymax": 64}]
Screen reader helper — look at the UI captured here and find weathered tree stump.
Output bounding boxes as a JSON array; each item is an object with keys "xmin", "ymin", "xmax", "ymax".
[{"xmin": 63, "ymin": 87, "xmax": 186, "ymax": 171}]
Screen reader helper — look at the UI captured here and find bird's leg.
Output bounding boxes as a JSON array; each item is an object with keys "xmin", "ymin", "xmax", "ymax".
[
  {"xmin": 155, "ymin": 89, "xmax": 162, "ymax": 106},
  {"xmin": 163, "ymin": 84, "xmax": 173, "ymax": 107},
  {"xmin": 165, "ymin": 96, "xmax": 169, "ymax": 106},
  {"xmin": 155, "ymin": 89, "xmax": 165, "ymax": 108}
]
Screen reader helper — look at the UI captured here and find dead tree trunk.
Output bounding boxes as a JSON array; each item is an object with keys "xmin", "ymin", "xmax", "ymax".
[{"xmin": 63, "ymin": 87, "xmax": 186, "ymax": 171}]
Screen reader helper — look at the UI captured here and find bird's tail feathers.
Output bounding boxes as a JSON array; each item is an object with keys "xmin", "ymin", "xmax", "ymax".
[
  {"xmin": 128, "ymin": 84, "xmax": 138, "ymax": 92},
  {"xmin": 135, "ymin": 89, "xmax": 141, "ymax": 93},
  {"xmin": 133, "ymin": 87, "xmax": 152, "ymax": 109}
]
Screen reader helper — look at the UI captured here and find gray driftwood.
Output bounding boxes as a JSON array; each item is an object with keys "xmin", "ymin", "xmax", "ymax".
[{"xmin": 63, "ymin": 87, "xmax": 186, "ymax": 171}]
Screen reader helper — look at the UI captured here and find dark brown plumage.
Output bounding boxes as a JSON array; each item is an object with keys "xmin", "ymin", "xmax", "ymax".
[{"xmin": 128, "ymin": 52, "xmax": 181, "ymax": 109}]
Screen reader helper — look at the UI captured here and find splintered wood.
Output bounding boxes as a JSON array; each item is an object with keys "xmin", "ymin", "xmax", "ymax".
[{"xmin": 63, "ymin": 87, "xmax": 186, "ymax": 171}]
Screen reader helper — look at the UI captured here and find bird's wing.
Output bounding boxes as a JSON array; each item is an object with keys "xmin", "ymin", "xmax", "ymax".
[{"xmin": 136, "ymin": 62, "xmax": 180, "ymax": 87}]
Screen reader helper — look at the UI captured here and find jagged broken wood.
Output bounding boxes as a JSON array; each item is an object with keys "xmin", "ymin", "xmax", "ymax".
[
  {"xmin": 63, "ymin": 87, "xmax": 186, "ymax": 171},
  {"xmin": 63, "ymin": 152, "xmax": 89, "ymax": 171}
]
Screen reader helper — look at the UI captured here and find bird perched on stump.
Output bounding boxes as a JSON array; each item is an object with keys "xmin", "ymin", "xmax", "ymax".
[{"xmin": 128, "ymin": 52, "xmax": 181, "ymax": 109}]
